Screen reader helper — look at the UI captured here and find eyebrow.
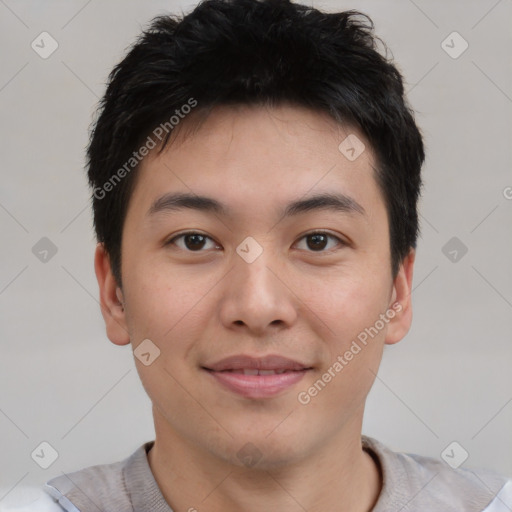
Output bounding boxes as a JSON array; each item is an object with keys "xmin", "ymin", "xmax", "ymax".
[{"xmin": 146, "ymin": 191, "xmax": 366, "ymax": 220}]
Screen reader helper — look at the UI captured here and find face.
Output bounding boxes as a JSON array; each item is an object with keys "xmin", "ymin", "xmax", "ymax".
[{"xmin": 95, "ymin": 103, "xmax": 414, "ymax": 469}]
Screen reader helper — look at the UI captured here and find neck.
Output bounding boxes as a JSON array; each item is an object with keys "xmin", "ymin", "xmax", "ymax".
[{"xmin": 147, "ymin": 411, "xmax": 382, "ymax": 512}]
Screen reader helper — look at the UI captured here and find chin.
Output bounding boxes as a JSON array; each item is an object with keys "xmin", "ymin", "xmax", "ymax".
[{"xmin": 224, "ymin": 433, "xmax": 307, "ymax": 470}]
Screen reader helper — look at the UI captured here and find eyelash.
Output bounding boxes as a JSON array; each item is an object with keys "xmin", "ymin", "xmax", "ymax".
[{"xmin": 165, "ymin": 230, "xmax": 346, "ymax": 253}]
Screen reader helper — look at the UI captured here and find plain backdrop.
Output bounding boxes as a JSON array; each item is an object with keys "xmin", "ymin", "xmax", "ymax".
[{"xmin": 1, "ymin": 0, "xmax": 511, "ymax": 507}]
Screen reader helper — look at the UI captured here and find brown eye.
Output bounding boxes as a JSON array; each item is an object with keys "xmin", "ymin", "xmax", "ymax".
[
  {"xmin": 183, "ymin": 233, "xmax": 207, "ymax": 250},
  {"xmin": 166, "ymin": 232, "xmax": 218, "ymax": 252},
  {"xmin": 307, "ymin": 233, "xmax": 328, "ymax": 251},
  {"xmin": 296, "ymin": 232, "xmax": 344, "ymax": 252}
]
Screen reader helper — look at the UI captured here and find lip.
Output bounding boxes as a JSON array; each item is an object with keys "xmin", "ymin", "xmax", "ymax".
[
  {"xmin": 203, "ymin": 354, "xmax": 311, "ymax": 372},
  {"xmin": 202, "ymin": 354, "xmax": 313, "ymax": 399}
]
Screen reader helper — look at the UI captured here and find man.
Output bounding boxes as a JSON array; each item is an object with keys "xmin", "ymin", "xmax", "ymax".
[{"xmin": 13, "ymin": 0, "xmax": 512, "ymax": 510}]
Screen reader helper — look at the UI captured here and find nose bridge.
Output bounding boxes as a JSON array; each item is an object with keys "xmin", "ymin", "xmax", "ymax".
[
  {"xmin": 219, "ymin": 237, "xmax": 296, "ymax": 332},
  {"xmin": 235, "ymin": 239, "xmax": 281, "ymax": 303}
]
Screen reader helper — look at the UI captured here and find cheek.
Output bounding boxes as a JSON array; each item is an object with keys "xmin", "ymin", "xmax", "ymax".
[
  {"xmin": 124, "ymin": 262, "xmax": 211, "ymax": 340},
  {"xmin": 304, "ymin": 289, "xmax": 388, "ymax": 414},
  {"xmin": 318, "ymin": 273, "xmax": 390, "ymax": 401},
  {"xmin": 302, "ymin": 265, "xmax": 391, "ymax": 345}
]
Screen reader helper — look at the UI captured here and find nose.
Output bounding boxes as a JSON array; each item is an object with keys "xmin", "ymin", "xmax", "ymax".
[{"xmin": 218, "ymin": 247, "xmax": 298, "ymax": 336}]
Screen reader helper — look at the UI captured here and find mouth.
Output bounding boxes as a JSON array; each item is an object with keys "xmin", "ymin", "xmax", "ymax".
[
  {"xmin": 201, "ymin": 354, "xmax": 313, "ymax": 398},
  {"xmin": 208, "ymin": 368, "xmax": 304, "ymax": 375}
]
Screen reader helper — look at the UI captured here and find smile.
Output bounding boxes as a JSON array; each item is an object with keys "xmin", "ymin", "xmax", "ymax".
[{"xmin": 203, "ymin": 367, "xmax": 311, "ymax": 398}]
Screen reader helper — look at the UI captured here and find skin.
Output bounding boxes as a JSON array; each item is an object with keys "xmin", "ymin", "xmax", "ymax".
[{"xmin": 95, "ymin": 103, "xmax": 415, "ymax": 512}]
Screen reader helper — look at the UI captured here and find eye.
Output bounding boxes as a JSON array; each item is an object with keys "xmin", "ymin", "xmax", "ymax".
[
  {"xmin": 295, "ymin": 231, "xmax": 345, "ymax": 252},
  {"xmin": 165, "ymin": 230, "xmax": 346, "ymax": 253},
  {"xmin": 165, "ymin": 231, "xmax": 219, "ymax": 252}
]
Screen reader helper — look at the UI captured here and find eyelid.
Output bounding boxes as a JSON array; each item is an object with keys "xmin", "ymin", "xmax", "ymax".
[
  {"xmin": 294, "ymin": 230, "xmax": 347, "ymax": 252},
  {"xmin": 165, "ymin": 230, "xmax": 348, "ymax": 253},
  {"xmin": 165, "ymin": 230, "xmax": 219, "ymax": 249}
]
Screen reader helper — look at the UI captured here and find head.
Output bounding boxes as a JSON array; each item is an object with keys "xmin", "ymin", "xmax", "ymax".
[{"xmin": 91, "ymin": 0, "xmax": 424, "ymax": 468}]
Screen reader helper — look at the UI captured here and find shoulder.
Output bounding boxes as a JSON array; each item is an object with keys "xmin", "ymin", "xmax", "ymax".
[
  {"xmin": 0, "ymin": 444, "xmax": 153, "ymax": 512},
  {"xmin": 43, "ymin": 456, "xmax": 129, "ymax": 511},
  {"xmin": 483, "ymin": 480, "xmax": 512, "ymax": 511},
  {"xmin": 42, "ymin": 441, "xmax": 154, "ymax": 512},
  {"xmin": 362, "ymin": 435, "xmax": 512, "ymax": 511}
]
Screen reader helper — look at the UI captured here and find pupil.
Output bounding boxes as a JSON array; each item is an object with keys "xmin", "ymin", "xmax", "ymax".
[
  {"xmin": 185, "ymin": 234, "xmax": 205, "ymax": 250},
  {"xmin": 308, "ymin": 234, "xmax": 326, "ymax": 251},
  {"xmin": 183, "ymin": 234, "xmax": 327, "ymax": 251}
]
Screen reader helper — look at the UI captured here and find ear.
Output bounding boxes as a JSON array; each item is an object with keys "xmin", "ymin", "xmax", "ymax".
[
  {"xmin": 94, "ymin": 243, "xmax": 131, "ymax": 346},
  {"xmin": 384, "ymin": 248, "xmax": 415, "ymax": 345}
]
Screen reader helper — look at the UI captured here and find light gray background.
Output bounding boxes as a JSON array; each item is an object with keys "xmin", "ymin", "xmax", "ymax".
[{"xmin": 1, "ymin": 0, "xmax": 511, "ymax": 507}]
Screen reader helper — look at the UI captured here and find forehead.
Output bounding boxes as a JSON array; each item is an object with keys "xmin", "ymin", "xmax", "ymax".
[
  {"xmin": 126, "ymin": 103, "xmax": 383, "ymax": 225},
  {"xmin": 163, "ymin": 103, "xmax": 371, "ymax": 161}
]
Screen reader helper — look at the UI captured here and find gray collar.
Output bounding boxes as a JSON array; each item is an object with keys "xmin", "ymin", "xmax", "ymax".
[{"xmin": 44, "ymin": 436, "xmax": 509, "ymax": 512}]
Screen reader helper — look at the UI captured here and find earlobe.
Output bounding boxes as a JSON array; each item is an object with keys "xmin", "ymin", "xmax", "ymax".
[
  {"xmin": 94, "ymin": 243, "xmax": 131, "ymax": 346},
  {"xmin": 385, "ymin": 249, "xmax": 415, "ymax": 345}
]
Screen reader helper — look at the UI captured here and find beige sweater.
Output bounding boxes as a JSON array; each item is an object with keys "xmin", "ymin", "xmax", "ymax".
[{"xmin": 34, "ymin": 435, "xmax": 511, "ymax": 511}]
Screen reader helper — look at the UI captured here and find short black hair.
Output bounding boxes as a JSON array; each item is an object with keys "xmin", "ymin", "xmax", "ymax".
[{"xmin": 86, "ymin": 0, "xmax": 425, "ymax": 287}]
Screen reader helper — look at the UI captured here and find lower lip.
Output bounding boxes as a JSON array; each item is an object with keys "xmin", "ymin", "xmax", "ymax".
[{"xmin": 204, "ymin": 369, "xmax": 310, "ymax": 398}]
